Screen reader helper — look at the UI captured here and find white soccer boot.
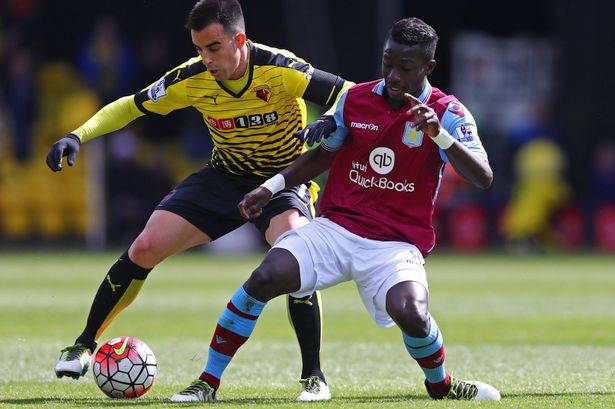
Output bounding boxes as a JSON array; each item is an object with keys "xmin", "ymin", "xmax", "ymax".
[
  {"xmin": 55, "ymin": 344, "xmax": 92, "ymax": 379},
  {"xmin": 426, "ymin": 376, "xmax": 501, "ymax": 400},
  {"xmin": 171, "ymin": 380, "xmax": 216, "ymax": 402},
  {"xmin": 296, "ymin": 376, "xmax": 332, "ymax": 402}
]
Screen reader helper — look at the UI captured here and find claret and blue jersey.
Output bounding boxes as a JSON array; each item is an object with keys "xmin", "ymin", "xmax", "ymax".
[{"xmin": 319, "ymin": 79, "xmax": 488, "ymax": 255}]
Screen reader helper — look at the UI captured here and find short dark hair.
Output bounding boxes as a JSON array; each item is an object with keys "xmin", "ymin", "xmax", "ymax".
[
  {"xmin": 186, "ymin": 0, "xmax": 245, "ymax": 34},
  {"xmin": 389, "ymin": 17, "xmax": 438, "ymax": 61}
]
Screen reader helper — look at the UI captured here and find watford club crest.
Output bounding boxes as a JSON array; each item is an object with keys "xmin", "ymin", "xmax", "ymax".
[{"xmin": 254, "ymin": 85, "xmax": 272, "ymax": 102}]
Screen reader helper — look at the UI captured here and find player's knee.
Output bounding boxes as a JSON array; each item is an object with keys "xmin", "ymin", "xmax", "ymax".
[
  {"xmin": 245, "ymin": 248, "xmax": 300, "ymax": 301},
  {"xmin": 129, "ymin": 234, "xmax": 165, "ymax": 268},
  {"xmin": 389, "ymin": 299, "xmax": 430, "ymax": 337},
  {"xmin": 246, "ymin": 264, "xmax": 285, "ymax": 301}
]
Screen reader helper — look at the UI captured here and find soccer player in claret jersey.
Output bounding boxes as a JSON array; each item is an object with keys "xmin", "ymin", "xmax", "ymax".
[
  {"xmin": 173, "ymin": 17, "xmax": 501, "ymax": 402},
  {"xmin": 48, "ymin": 0, "xmax": 351, "ymax": 401}
]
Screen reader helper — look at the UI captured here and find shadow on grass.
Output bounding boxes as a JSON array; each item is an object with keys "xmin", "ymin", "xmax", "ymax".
[
  {"xmin": 218, "ymin": 394, "xmax": 430, "ymax": 405},
  {"xmin": 216, "ymin": 391, "xmax": 615, "ymax": 404},
  {"xmin": 2, "ymin": 391, "xmax": 613, "ymax": 406},
  {"xmin": 0, "ymin": 396, "xmax": 427, "ymax": 406},
  {"xmin": 0, "ymin": 398, "xmax": 163, "ymax": 406},
  {"xmin": 502, "ymin": 391, "xmax": 615, "ymax": 398}
]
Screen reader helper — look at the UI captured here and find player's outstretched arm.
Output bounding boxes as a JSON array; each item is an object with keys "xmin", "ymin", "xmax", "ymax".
[
  {"xmin": 238, "ymin": 147, "xmax": 337, "ymax": 220},
  {"xmin": 404, "ymin": 93, "xmax": 493, "ymax": 189},
  {"xmin": 440, "ymin": 142, "xmax": 493, "ymax": 189},
  {"xmin": 45, "ymin": 96, "xmax": 144, "ymax": 172},
  {"xmin": 281, "ymin": 146, "xmax": 336, "ymax": 190}
]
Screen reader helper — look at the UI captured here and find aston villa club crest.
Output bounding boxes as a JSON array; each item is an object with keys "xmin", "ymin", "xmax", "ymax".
[
  {"xmin": 254, "ymin": 85, "xmax": 272, "ymax": 102},
  {"xmin": 402, "ymin": 121, "xmax": 424, "ymax": 148}
]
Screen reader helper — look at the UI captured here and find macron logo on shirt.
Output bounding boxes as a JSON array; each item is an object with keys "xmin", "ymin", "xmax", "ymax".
[{"xmin": 351, "ymin": 121, "xmax": 379, "ymax": 131}]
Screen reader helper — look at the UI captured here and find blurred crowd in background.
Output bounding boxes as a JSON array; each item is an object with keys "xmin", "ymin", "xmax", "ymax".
[{"xmin": 0, "ymin": 0, "xmax": 614, "ymax": 253}]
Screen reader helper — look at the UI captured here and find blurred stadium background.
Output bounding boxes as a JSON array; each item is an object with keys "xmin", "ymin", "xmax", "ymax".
[{"xmin": 1, "ymin": 0, "xmax": 614, "ymax": 254}]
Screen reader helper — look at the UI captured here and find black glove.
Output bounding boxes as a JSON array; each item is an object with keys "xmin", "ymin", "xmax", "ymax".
[
  {"xmin": 46, "ymin": 133, "xmax": 81, "ymax": 172},
  {"xmin": 293, "ymin": 115, "xmax": 336, "ymax": 146}
]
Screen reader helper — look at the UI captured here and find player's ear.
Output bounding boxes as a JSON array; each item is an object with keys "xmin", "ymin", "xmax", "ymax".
[
  {"xmin": 422, "ymin": 60, "xmax": 436, "ymax": 77},
  {"xmin": 234, "ymin": 32, "xmax": 246, "ymax": 48}
]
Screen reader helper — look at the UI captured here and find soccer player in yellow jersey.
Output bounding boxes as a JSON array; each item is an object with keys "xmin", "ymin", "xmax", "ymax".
[{"xmin": 48, "ymin": 0, "xmax": 349, "ymax": 401}]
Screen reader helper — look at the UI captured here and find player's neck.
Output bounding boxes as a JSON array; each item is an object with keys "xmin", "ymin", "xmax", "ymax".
[
  {"xmin": 384, "ymin": 92, "xmax": 407, "ymax": 111},
  {"xmin": 229, "ymin": 43, "xmax": 250, "ymax": 80}
]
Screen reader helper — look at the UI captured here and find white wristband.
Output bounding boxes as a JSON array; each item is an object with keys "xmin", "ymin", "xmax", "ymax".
[
  {"xmin": 260, "ymin": 173, "xmax": 286, "ymax": 195},
  {"xmin": 431, "ymin": 128, "xmax": 456, "ymax": 150}
]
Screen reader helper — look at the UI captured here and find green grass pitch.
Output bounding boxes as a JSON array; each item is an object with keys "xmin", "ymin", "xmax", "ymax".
[{"xmin": 1, "ymin": 251, "xmax": 614, "ymax": 408}]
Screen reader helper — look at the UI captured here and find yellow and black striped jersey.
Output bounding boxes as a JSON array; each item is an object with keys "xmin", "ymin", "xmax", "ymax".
[{"xmin": 133, "ymin": 41, "xmax": 347, "ymax": 177}]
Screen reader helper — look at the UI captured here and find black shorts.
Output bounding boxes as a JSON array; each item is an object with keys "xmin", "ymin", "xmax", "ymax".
[{"xmin": 155, "ymin": 165, "xmax": 314, "ymax": 240}]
